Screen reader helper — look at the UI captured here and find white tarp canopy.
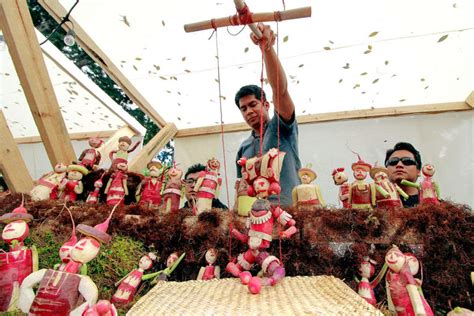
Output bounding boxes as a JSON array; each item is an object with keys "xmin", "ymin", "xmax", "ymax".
[{"xmin": 52, "ymin": 0, "xmax": 473, "ymax": 129}]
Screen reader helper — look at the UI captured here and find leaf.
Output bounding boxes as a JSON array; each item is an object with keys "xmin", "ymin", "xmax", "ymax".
[
  {"xmin": 283, "ymin": 35, "xmax": 289, "ymax": 42},
  {"xmin": 298, "ymin": 64, "xmax": 304, "ymax": 68},
  {"xmin": 182, "ymin": 57, "xmax": 186, "ymax": 61},
  {"xmin": 424, "ymin": 86, "xmax": 429, "ymax": 89},
  {"xmin": 360, "ymin": 72, "xmax": 368, "ymax": 76},
  {"xmin": 329, "ymin": 40, "xmax": 334, "ymax": 44},
  {"xmin": 437, "ymin": 34, "xmax": 448, "ymax": 43},
  {"xmin": 399, "ymin": 99, "xmax": 406, "ymax": 102},
  {"xmin": 214, "ymin": 79, "xmax": 219, "ymax": 83},
  {"xmin": 364, "ymin": 50, "xmax": 372, "ymax": 54},
  {"xmin": 323, "ymin": 47, "xmax": 331, "ymax": 50},
  {"xmin": 159, "ymin": 76, "xmax": 168, "ymax": 80},
  {"xmin": 184, "ymin": 69, "xmax": 191, "ymax": 73},
  {"xmin": 177, "ymin": 117, "xmax": 181, "ymax": 121},
  {"xmin": 420, "ymin": 78, "xmax": 425, "ymax": 81},
  {"xmin": 338, "ymin": 79, "xmax": 343, "ymax": 83},
  {"xmin": 162, "ymin": 20, "xmax": 166, "ymax": 26},
  {"xmin": 166, "ymin": 90, "xmax": 171, "ymax": 94},
  {"xmin": 368, "ymin": 45, "xmax": 372, "ymax": 50},
  {"xmin": 385, "ymin": 60, "xmax": 389, "ymax": 65},
  {"xmin": 342, "ymin": 63, "xmax": 350, "ymax": 69},
  {"xmin": 153, "ymin": 64, "xmax": 160, "ymax": 71},
  {"xmin": 369, "ymin": 31, "xmax": 379, "ymax": 37},
  {"xmin": 353, "ymin": 84, "xmax": 360, "ymax": 89},
  {"xmin": 372, "ymin": 78, "xmax": 379, "ymax": 84},
  {"xmin": 244, "ymin": 47, "xmax": 249, "ymax": 53},
  {"xmin": 135, "ymin": 57, "xmax": 142, "ymax": 61},
  {"xmin": 133, "ymin": 65, "xmax": 138, "ymax": 71},
  {"xmin": 220, "ymin": 96, "xmax": 226, "ymax": 100}
]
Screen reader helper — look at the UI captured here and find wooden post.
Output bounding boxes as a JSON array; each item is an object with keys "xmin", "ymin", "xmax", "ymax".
[
  {"xmin": 0, "ymin": 111, "xmax": 34, "ymax": 193},
  {"xmin": 99, "ymin": 126, "xmax": 137, "ymax": 168},
  {"xmin": 129, "ymin": 123, "xmax": 178, "ymax": 172},
  {"xmin": 0, "ymin": 0, "xmax": 76, "ymax": 167},
  {"xmin": 465, "ymin": 91, "xmax": 474, "ymax": 108}
]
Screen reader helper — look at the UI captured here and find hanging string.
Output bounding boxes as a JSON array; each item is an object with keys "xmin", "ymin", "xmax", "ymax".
[
  {"xmin": 258, "ymin": 39, "xmax": 265, "ymax": 157},
  {"xmin": 213, "ymin": 27, "xmax": 233, "ymax": 261}
]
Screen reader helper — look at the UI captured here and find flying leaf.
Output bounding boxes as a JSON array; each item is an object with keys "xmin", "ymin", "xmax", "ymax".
[
  {"xmin": 298, "ymin": 64, "xmax": 304, "ymax": 68},
  {"xmin": 342, "ymin": 63, "xmax": 350, "ymax": 69},
  {"xmin": 338, "ymin": 79, "xmax": 343, "ymax": 83},
  {"xmin": 120, "ymin": 15, "xmax": 130, "ymax": 27},
  {"xmin": 166, "ymin": 90, "xmax": 171, "ymax": 94},
  {"xmin": 184, "ymin": 69, "xmax": 191, "ymax": 73},
  {"xmin": 391, "ymin": 74, "xmax": 397, "ymax": 78},
  {"xmin": 214, "ymin": 79, "xmax": 219, "ymax": 83},
  {"xmin": 323, "ymin": 47, "xmax": 331, "ymax": 50},
  {"xmin": 162, "ymin": 20, "xmax": 166, "ymax": 26},
  {"xmin": 362, "ymin": 91, "xmax": 366, "ymax": 94},
  {"xmin": 153, "ymin": 64, "xmax": 160, "ymax": 71},
  {"xmin": 244, "ymin": 47, "xmax": 249, "ymax": 53},
  {"xmin": 329, "ymin": 40, "xmax": 334, "ymax": 44},
  {"xmin": 420, "ymin": 78, "xmax": 425, "ymax": 81},
  {"xmin": 182, "ymin": 57, "xmax": 186, "ymax": 61},
  {"xmin": 399, "ymin": 99, "xmax": 406, "ymax": 102},
  {"xmin": 133, "ymin": 65, "xmax": 138, "ymax": 71},
  {"xmin": 220, "ymin": 96, "xmax": 226, "ymax": 100},
  {"xmin": 424, "ymin": 86, "xmax": 429, "ymax": 89},
  {"xmin": 372, "ymin": 78, "xmax": 379, "ymax": 84},
  {"xmin": 437, "ymin": 34, "xmax": 448, "ymax": 43},
  {"xmin": 177, "ymin": 117, "xmax": 181, "ymax": 121},
  {"xmin": 283, "ymin": 35, "xmax": 289, "ymax": 42},
  {"xmin": 135, "ymin": 57, "xmax": 142, "ymax": 61},
  {"xmin": 369, "ymin": 31, "xmax": 379, "ymax": 37},
  {"xmin": 368, "ymin": 45, "xmax": 372, "ymax": 50},
  {"xmin": 385, "ymin": 60, "xmax": 389, "ymax": 65},
  {"xmin": 360, "ymin": 72, "xmax": 368, "ymax": 76},
  {"xmin": 159, "ymin": 76, "xmax": 168, "ymax": 80},
  {"xmin": 364, "ymin": 50, "xmax": 372, "ymax": 54},
  {"xmin": 177, "ymin": 92, "xmax": 182, "ymax": 95},
  {"xmin": 353, "ymin": 84, "xmax": 360, "ymax": 89}
]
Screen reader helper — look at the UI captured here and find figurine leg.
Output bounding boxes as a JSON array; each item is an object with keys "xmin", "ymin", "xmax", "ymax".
[
  {"xmin": 226, "ymin": 249, "xmax": 256, "ymax": 281},
  {"xmin": 256, "ymin": 252, "xmax": 285, "ymax": 286}
]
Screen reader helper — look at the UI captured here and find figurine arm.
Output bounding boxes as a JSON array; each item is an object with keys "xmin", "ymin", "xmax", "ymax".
[
  {"xmin": 95, "ymin": 152, "xmax": 102, "ymax": 165},
  {"xmin": 231, "ymin": 227, "xmax": 249, "ymax": 243},
  {"xmin": 71, "ymin": 276, "xmax": 98, "ymax": 316},
  {"xmin": 316, "ymin": 186, "xmax": 326, "ymax": 207},
  {"xmin": 109, "ymin": 150, "xmax": 117, "ymax": 161},
  {"xmin": 347, "ymin": 184, "xmax": 353, "ymax": 204},
  {"xmin": 375, "ymin": 184, "xmax": 389, "ymax": 197},
  {"xmin": 74, "ymin": 181, "xmax": 84, "ymax": 194},
  {"xmin": 396, "ymin": 185, "xmax": 409, "ymax": 200},
  {"xmin": 434, "ymin": 182, "xmax": 440, "ymax": 198},
  {"xmin": 18, "ymin": 269, "xmax": 46, "ymax": 313},
  {"xmin": 406, "ymin": 284, "xmax": 427, "ymax": 315},
  {"xmin": 214, "ymin": 266, "xmax": 221, "ymax": 279},
  {"xmin": 80, "ymin": 263, "xmax": 88, "ymax": 276},
  {"xmin": 197, "ymin": 267, "xmax": 205, "ymax": 281},
  {"xmin": 400, "ymin": 179, "xmax": 420, "ymax": 188},
  {"xmin": 78, "ymin": 150, "xmax": 86, "ymax": 161},
  {"xmin": 291, "ymin": 187, "xmax": 298, "ymax": 207},
  {"xmin": 272, "ymin": 207, "xmax": 297, "ymax": 238},
  {"xmin": 104, "ymin": 178, "xmax": 112, "ymax": 194},
  {"xmin": 123, "ymin": 178, "xmax": 129, "ymax": 196},
  {"xmin": 128, "ymin": 140, "xmax": 141, "ymax": 153},
  {"xmin": 135, "ymin": 182, "xmax": 143, "ymax": 201},
  {"xmin": 193, "ymin": 174, "xmax": 204, "ymax": 192},
  {"xmin": 32, "ymin": 245, "xmax": 39, "ymax": 271}
]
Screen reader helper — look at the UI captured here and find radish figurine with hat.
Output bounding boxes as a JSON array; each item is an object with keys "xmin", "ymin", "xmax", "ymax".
[
  {"xmin": 104, "ymin": 158, "xmax": 129, "ymax": 206},
  {"xmin": 136, "ymin": 161, "xmax": 164, "ymax": 208},
  {"xmin": 82, "ymin": 300, "xmax": 118, "ymax": 316},
  {"xmin": 77, "ymin": 137, "xmax": 103, "ymax": 170},
  {"xmin": 348, "ymin": 155, "xmax": 376, "ymax": 210},
  {"xmin": 332, "ymin": 167, "xmax": 351, "ymax": 208},
  {"xmin": 194, "ymin": 158, "xmax": 222, "ymax": 214},
  {"xmin": 111, "ymin": 252, "xmax": 158, "ymax": 305},
  {"xmin": 18, "ymin": 203, "xmax": 120, "ymax": 315},
  {"xmin": 109, "ymin": 136, "xmax": 140, "ymax": 170},
  {"xmin": 0, "ymin": 198, "xmax": 38, "ymax": 312},
  {"xmin": 162, "ymin": 164, "xmax": 184, "ymax": 214},
  {"xmin": 59, "ymin": 165, "xmax": 89, "ymax": 202},
  {"xmin": 401, "ymin": 164, "xmax": 440, "ymax": 205},
  {"xmin": 292, "ymin": 164, "xmax": 325, "ymax": 209},
  {"xmin": 30, "ymin": 163, "xmax": 67, "ymax": 201},
  {"xmin": 197, "ymin": 248, "xmax": 220, "ymax": 281},
  {"xmin": 370, "ymin": 164, "xmax": 408, "ymax": 208},
  {"xmin": 86, "ymin": 173, "xmax": 105, "ymax": 204}
]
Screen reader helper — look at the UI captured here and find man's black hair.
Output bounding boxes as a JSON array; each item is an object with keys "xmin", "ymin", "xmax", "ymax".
[
  {"xmin": 385, "ymin": 142, "xmax": 422, "ymax": 169},
  {"xmin": 234, "ymin": 84, "xmax": 267, "ymax": 108},
  {"xmin": 185, "ymin": 163, "xmax": 205, "ymax": 179}
]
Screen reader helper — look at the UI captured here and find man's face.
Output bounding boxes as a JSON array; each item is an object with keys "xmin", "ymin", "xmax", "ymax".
[
  {"xmin": 238, "ymin": 94, "xmax": 270, "ymax": 131},
  {"xmin": 386, "ymin": 150, "xmax": 419, "ymax": 184},
  {"xmin": 184, "ymin": 171, "xmax": 200, "ymax": 204}
]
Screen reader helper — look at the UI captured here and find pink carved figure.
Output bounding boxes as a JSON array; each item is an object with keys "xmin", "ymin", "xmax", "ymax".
[
  {"xmin": 385, "ymin": 245, "xmax": 434, "ymax": 316},
  {"xmin": 58, "ymin": 165, "xmax": 89, "ymax": 202},
  {"xmin": 370, "ymin": 165, "xmax": 408, "ymax": 208},
  {"xmin": 87, "ymin": 176, "xmax": 104, "ymax": 204},
  {"xmin": 109, "ymin": 136, "xmax": 140, "ymax": 170},
  {"xmin": 78, "ymin": 137, "xmax": 103, "ymax": 170},
  {"xmin": 30, "ymin": 163, "xmax": 67, "ymax": 201},
  {"xmin": 197, "ymin": 248, "xmax": 220, "ymax": 281},
  {"xmin": 19, "ymin": 205, "xmax": 119, "ymax": 315},
  {"xmin": 332, "ymin": 168, "xmax": 351, "ymax": 208},
  {"xmin": 226, "ymin": 148, "xmax": 297, "ymax": 294},
  {"xmin": 401, "ymin": 164, "xmax": 440, "ymax": 205},
  {"xmin": 348, "ymin": 156, "xmax": 376, "ymax": 210},
  {"xmin": 292, "ymin": 165, "xmax": 325, "ymax": 209},
  {"xmin": 194, "ymin": 158, "xmax": 222, "ymax": 214},
  {"xmin": 57, "ymin": 206, "xmax": 78, "ymax": 272},
  {"xmin": 111, "ymin": 253, "xmax": 157, "ymax": 305},
  {"xmin": 136, "ymin": 161, "xmax": 164, "ymax": 208},
  {"xmin": 0, "ymin": 200, "xmax": 38, "ymax": 312},
  {"xmin": 82, "ymin": 300, "xmax": 118, "ymax": 316},
  {"xmin": 162, "ymin": 165, "xmax": 184, "ymax": 214},
  {"xmin": 104, "ymin": 158, "xmax": 129, "ymax": 206}
]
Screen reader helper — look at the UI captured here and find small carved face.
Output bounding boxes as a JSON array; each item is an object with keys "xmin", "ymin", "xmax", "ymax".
[
  {"xmin": 333, "ymin": 171, "xmax": 348, "ymax": 185},
  {"xmin": 70, "ymin": 237, "xmax": 101, "ymax": 264},
  {"xmin": 374, "ymin": 171, "xmax": 388, "ymax": 181},
  {"xmin": 139, "ymin": 255, "xmax": 154, "ymax": 270},
  {"xmin": 253, "ymin": 177, "xmax": 270, "ymax": 198},
  {"xmin": 353, "ymin": 168, "xmax": 367, "ymax": 180},
  {"xmin": 385, "ymin": 247, "xmax": 406, "ymax": 273},
  {"xmin": 89, "ymin": 137, "xmax": 102, "ymax": 148},
  {"xmin": 166, "ymin": 252, "xmax": 179, "ymax": 268},
  {"xmin": 205, "ymin": 248, "xmax": 218, "ymax": 265},
  {"xmin": 54, "ymin": 163, "xmax": 67, "ymax": 173},
  {"xmin": 2, "ymin": 220, "xmax": 28, "ymax": 243},
  {"xmin": 59, "ymin": 241, "xmax": 75, "ymax": 263},
  {"xmin": 207, "ymin": 158, "xmax": 220, "ymax": 171},
  {"xmin": 117, "ymin": 162, "xmax": 128, "ymax": 171},
  {"xmin": 94, "ymin": 179, "xmax": 103, "ymax": 188},
  {"xmin": 422, "ymin": 164, "xmax": 435, "ymax": 177},
  {"xmin": 149, "ymin": 166, "xmax": 161, "ymax": 177},
  {"xmin": 359, "ymin": 261, "xmax": 374, "ymax": 279},
  {"xmin": 300, "ymin": 173, "xmax": 312, "ymax": 184},
  {"xmin": 118, "ymin": 141, "xmax": 130, "ymax": 151},
  {"xmin": 68, "ymin": 170, "xmax": 83, "ymax": 181},
  {"xmin": 169, "ymin": 167, "xmax": 183, "ymax": 179}
]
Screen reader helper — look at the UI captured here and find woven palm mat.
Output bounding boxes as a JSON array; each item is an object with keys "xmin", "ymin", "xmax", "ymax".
[{"xmin": 127, "ymin": 276, "xmax": 383, "ymax": 315}]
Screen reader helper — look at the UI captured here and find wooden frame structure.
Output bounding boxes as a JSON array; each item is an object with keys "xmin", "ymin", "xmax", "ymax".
[{"xmin": 0, "ymin": 0, "xmax": 472, "ymax": 193}]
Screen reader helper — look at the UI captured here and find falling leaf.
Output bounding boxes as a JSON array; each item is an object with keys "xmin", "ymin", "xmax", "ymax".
[
  {"xmin": 159, "ymin": 76, "xmax": 168, "ymax": 80},
  {"xmin": 385, "ymin": 60, "xmax": 389, "ymax": 65},
  {"xmin": 162, "ymin": 20, "xmax": 166, "ymax": 26},
  {"xmin": 353, "ymin": 84, "xmax": 360, "ymax": 89},
  {"xmin": 182, "ymin": 57, "xmax": 186, "ymax": 61},
  {"xmin": 244, "ymin": 47, "xmax": 249, "ymax": 53},
  {"xmin": 184, "ymin": 69, "xmax": 191, "ymax": 73},
  {"xmin": 372, "ymin": 78, "xmax": 379, "ymax": 84},
  {"xmin": 399, "ymin": 99, "xmax": 406, "ymax": 102},
  {"xmin": 364, "ymin": 50, "xmax": 372, "ymax": 54},
  {"xmin": 302, "ymin": 110, "xmax": 306, "ymax": 113},
  {"xmin": 424, "ymin": 86, "xmax": 429, "ymax": 89},
  {"xmin": 220, "ymin": 96, "xmax": 226, "ymax": 100},
  {"xmin": 361, "ymin": 91, "xmax": 366, "ymax": 94},
  {"xmin": 4, "ymin": 73, "xmax": 10, "ymax": 76},
  {"xmin": 153, "ymin": 64, "xmax": 160, "ymax": 71},
  {"xmin": 283, "ymin": 36, "xmax": 289, "ymax": 42},
  {"xmin": 342, "ymin": 63, "xmax": 350, "ymax": 69},
  {"xmin": 420, "ymin": 78, "xmax": 425, "ymax": 81},
  {"xmin": 171, "ymin": 76, "xmax": 178, "ymax": 80},
  {"xmin": 391, "ymin": 74, "xmax": 397, "ymax": 78},
  {"xmin": 360, "ymin": 72, "xmax": 368, "ymax": 76},
  {"xmin": 323, "ymin": 47, "xmax": 331, "ymax": 50},
  {"xmin": 166, "ymin": 90, "xmax": 171, "ymax": 94},
  {"xmin": 437, "ymin": 34, "xmax": 448, "ymax": 42},
  {"xmin": 135, "ymin": 57, "xmax": 142, "ymax": 61},
  {"xmin": 338, "ymin": 79, "xmax": 343, "ymax": 83},
  {"xmin": 369, "ymin": 31, "xmax": 379, "ymax": 37},
  {"xmin": 133, "ymin": 65, "xmax": 138, "ymax": 71},
  {"xmin": 214, "ymin": 79, "xmax": 219, "ymax": 83},
  {"xmin": 368, "ymin": 45, "xmax": 372, "ymax": 50},
  {"xmin": 177, "ymin": 117, "xmax": 181, "ymax": 121},
  {"xmin": 453, "ymin": 3, "xmax": 457, "ymax": 8},
  {"xmin": 177, "ymin": 92, "xmax": 182, "ymax": 95},
  {"xmin": 298, "ymin": 64, "xmax": 304, "ymax": 68},
  {"xmin": 120, "ymin": 15, "xmax": 130, "ymax": 27},
  {"xmin": 329, "ymin": 40, "xmax": 334, "ymax": 44}
]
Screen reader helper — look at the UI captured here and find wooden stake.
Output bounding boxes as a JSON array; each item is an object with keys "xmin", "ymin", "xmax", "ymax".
[
  {"xmin": 129, "ymin": 123, "xmax": 178, "ymax": 172},
  {"xmin": 0, "ymin": 0, "xmax": 76, "ymax": 167},
  {"xmin": 0, "ymin": 111, "xmax": 34, "ymax": 193}
]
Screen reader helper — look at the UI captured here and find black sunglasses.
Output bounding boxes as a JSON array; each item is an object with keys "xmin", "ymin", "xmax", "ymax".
[{"xmin": 385, "ymin": 157, "xmax": 417, "ymax": 167}]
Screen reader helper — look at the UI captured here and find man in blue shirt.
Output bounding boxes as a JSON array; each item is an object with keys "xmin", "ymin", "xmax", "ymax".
[{"xmin": 235, "ymin": 23, "xmax": 301, "ymax": 207}]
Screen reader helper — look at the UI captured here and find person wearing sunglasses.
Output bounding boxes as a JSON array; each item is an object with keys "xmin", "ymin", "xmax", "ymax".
[
  {"xmin": 182, "ymin": 164, "xmax": 228, "ymax": 210},
  {"xmin": 384, "ymin": 142, "xmax": 422, "ymax": 207}
]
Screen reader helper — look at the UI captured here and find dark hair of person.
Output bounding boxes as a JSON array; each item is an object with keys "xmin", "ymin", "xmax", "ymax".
[
  {"xmin": 385, "ymin": 142, "xmax": 422, "ymax": 169},
  {"xmin": 234, "ymin": 85, "xmax": 267, "ymax": 108},
  {"xmin": 185, "ymin": 163, "xmax": 206, "ymax": 179}
]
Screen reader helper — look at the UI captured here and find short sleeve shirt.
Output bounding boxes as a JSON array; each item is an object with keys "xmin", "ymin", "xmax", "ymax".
[{"xmin": 236, "ymin": 112, "xmax": 301, "ymax": 207}]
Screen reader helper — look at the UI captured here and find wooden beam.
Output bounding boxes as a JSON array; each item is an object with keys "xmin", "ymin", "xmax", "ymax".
[
  {"xmin": 38, "ymin": 0, "xmax": 167, "ymax": 128},
  {"xmin": 0, "ymin": 111, "xmax": 34, "ymax": 193},
  {"xmin": 129, "ymin": 123, "xmax": 178, "ymax": 172},
  {"xmin": 99, "ymin": 126, "xmax": 137, "ymax": 168},
  {"xmin": 14, "ymin": 130, "xmax": 118, "ymax": 144},
  {"xmin": 176, "ymin": 101, "xmax": 472, "ymax": 138},
  {"xmin": 465, "ymin": 91, "xmax": 474, "ymax": 108},
  {"xmin": 0, "ymin": 0, "xmax": 76, "ymax": 167}
]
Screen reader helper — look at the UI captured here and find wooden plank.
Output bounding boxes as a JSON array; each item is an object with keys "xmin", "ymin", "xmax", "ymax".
[
  {"xmin": 0, "ymin": 111, "xmax": 34, "ymax": 193},
  {"xmin": 176, "ymin": 101, "xmax": 472, "ymax": 138},
  {"xmin": 14, "ymin": 130, "xmax": 118, "ymax": 144},
  {"xmin": 38, "ymin": 0, "xmax": 167, "ymax": 128},
  {"xmin": 0, "ymin": 0, "xmax": 76, "ymax": 167},
  {"xmin": 465, "ymin": 91, "xmax": 474, "ymax": 108},
  {"xmin": 129, "ymin": 123, "xmax": 177, "ymax": 172},
  {"xmin": 99, "ymin": 126, "xmax": 137, "ymax": 168}
]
